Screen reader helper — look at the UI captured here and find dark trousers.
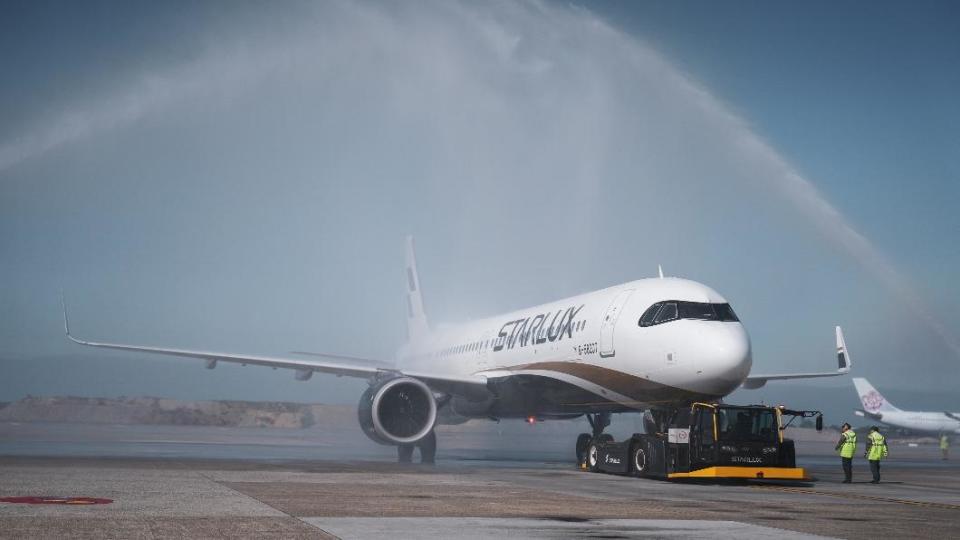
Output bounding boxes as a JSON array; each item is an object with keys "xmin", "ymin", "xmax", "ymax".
[
  {"xmin": 841, "ymin": 457, "xmax": 852, "ymax": 482},
  {"xmin": 869, "ymin": 459, "xmax": 881, "ymax": 482}
]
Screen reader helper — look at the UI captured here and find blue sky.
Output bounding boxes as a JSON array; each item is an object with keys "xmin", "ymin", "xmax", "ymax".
[
  {"xmin": 1, "ymin": 1, "xmax": 957, "ymax": 410},
  {"xmin": 593, "ymin": 0, "xmax": 960, "ymax": 265}
]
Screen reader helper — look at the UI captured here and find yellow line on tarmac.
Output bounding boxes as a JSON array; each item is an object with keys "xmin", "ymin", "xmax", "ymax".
[{"xmin": 751, "ymin": 485, "xmax": 960, "ymax": 511}]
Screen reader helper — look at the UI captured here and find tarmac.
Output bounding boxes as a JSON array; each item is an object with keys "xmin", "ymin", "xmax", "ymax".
[{"xmin": 1, "ymin": 421, "xmax": 958, "ymax": 539}]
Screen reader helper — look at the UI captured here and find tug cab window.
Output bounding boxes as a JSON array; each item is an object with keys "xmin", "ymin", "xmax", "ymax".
[
  {"xmin": 717, "ymin": 407, "xmax": 777, "ymax": 443},
  {"xmin": 639, "ymin": 301, "xmax": 739, "ymax": 327}
]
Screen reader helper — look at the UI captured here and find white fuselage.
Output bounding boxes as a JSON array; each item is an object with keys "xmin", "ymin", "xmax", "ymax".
[
  {"xmin": 396, "ymin": 278, "xmax": 752, "ymax": 416},
  {"xmin": 872, "ymin": 410, "xmax": 960, "ymax": 434}
]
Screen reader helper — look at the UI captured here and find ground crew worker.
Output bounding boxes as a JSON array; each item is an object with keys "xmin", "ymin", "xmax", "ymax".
[
  {"xmin": 864, "ymin": 426, "xmax": 888, "ymax": 484},
  {"xmin": 835, "ymin": 422, "xmax": 857, "ymax": 483},
  {"xmin": 941, "ymin": 434, "xmax": 950, "ymax": 460}
]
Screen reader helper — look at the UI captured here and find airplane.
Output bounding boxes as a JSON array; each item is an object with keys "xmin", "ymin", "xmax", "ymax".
[
  {"xmin": 63, "ymin": 236, "xmax": 851, "ymax": 463},
  {"xmin": 853, "ymin": 378, "xmax": 960, "ymax": 434}
]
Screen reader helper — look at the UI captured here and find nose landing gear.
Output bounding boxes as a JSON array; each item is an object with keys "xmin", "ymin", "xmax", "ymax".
[{"xmin": 576, "ymin": 412, "xmax": 612, "ymax": 468}]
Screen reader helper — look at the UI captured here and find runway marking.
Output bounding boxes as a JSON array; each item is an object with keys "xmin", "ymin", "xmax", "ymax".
[
  {"xmin": 302, "ymin": 517, "xmax": 830, "ymax": 540},
  {"xmin": 751, "ymin": 485, "xmax": 960, "ymax": 511},
  {"xmin": 0, "ymin": 496, "xmax": 113, "ymax": 505}
]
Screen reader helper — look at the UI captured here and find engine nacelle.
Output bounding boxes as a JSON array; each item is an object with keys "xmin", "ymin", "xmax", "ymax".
[{"xmin": 358, "ymin": 376, "xmax": 437, "ymax": 446}]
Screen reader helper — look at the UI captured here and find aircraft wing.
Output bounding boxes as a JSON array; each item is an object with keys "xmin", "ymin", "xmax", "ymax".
[
  {"xmin": 62, "ymin": 302, "xmax": 490, "ymax": 399},
  {"xmin": 741, "ymin": 326, "xmax": 851, "ymax": 389}
]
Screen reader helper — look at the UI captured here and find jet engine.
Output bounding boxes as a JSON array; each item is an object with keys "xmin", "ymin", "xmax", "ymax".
[{"xmin": 358, "ymin": 376, "xmax": 437, "ymax": 445}]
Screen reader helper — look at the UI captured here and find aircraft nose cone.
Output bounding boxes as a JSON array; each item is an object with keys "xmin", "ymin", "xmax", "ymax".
[{"xmin": 699, "ymin": 324, "xmax": 752, "ymax": 395}]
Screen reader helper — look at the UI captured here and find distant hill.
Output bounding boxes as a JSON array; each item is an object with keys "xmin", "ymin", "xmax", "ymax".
[{"xmin": 0, "ymin": 396, "xmax": 355, "ymax": 429}]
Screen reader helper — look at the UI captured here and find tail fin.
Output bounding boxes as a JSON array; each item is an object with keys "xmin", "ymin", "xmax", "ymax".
[
  {"xmin": 852, "ymin": 378, "xmax": 901, "ymax": 414},
  {"xmin": 404, "ymin": 236, "xmax": 430, "ymax": 341}
]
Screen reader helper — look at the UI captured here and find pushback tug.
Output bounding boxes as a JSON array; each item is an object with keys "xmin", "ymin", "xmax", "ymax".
[{"xmin": 583, "ymin": 403, "xmax": 823, "ymax": 480}]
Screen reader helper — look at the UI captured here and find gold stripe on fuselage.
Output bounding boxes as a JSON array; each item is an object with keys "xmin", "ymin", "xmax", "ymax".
[{"xmin": 502, "ymin": 360, "xmax": 716, "ymax": 408}]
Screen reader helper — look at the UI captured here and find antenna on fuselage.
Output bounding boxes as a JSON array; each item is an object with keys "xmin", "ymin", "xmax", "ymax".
[{"xmin": 658, "ymin": 265, "xmax": 664, "ymax": 279}]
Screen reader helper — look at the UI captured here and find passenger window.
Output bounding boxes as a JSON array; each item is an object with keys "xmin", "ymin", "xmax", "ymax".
[{"xmin": 654, "ymin": 302, "xmax": 678, "ymax": 324}]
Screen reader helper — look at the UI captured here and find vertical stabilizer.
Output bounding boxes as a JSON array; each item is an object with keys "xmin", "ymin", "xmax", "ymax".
[
  {"xmin": 404, "ymin": 236, "xmax": 430, "ymax": 341},
  {"xmin": 852, "ymin": 378, "xmax": 901, "ymax": 415}
]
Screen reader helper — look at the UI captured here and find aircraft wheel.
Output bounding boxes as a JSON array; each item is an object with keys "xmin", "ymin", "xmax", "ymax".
[
  {"xmin": 418, "ymin": 431, "xmax": 437, "ymax": 464},
  {"xmin": 587, "ymin": 442, "xmax": 602, "ymax": 472},
  {"xmin": 398, "ymin": 444, "xmax": 414, "ymax": 463},
  {"xmin": 576, "ymin": 433, "xmax": 592, "ymax": 465}
]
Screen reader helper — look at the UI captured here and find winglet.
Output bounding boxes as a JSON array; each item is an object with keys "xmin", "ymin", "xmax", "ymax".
[
  {"xmin": 740, "ymin": 326, "xmax": 853, "ymax": 389},
  {"xmin": 60, "ymin": 292, "xmax": 86, "ymax": 345},
  {"xmin": 658, "ymin": 265, "xmax": 664, "ymax": 279},
  {"xmin": 60, "ymin": 291, "xmax": 70, "ymax": 336},
  {"xmin": 836, "ymin": 326, "xmax": 851, "ymax": 372}
]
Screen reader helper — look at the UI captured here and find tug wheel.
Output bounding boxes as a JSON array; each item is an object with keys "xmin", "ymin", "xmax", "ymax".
[
  {"xmin": 575, "ymin": 433, "xmax": 592, "ymax": 466},
  {"xmin": 630, "ymin": 442, "xmax": 648, "ymax": 477}
]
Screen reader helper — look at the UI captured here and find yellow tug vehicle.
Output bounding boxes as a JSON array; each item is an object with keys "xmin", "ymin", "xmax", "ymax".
[{"xmin": 585, "ymin": 403, "xmax": 822, "ymax": 481}]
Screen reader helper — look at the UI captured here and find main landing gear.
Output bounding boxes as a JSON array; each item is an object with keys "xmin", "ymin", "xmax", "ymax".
[
  {"xmin": 576, "ymin": 412, "xmax": 612, "ymax": 469},
  {"xmin": 398, "ymin": 430, "xmax": 437, "ymax": 464}
]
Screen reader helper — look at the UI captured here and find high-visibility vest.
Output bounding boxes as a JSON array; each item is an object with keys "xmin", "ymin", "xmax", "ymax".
[
  {"xmin": 940, "ymin": 436, "xmax": 949, "ymax": 450},
  {"xmin": 867, "ymin": 431, "xmax": 887, "ymax": 460},
  {"xmin": 839, "ymin": 430, "xmax": 857, "ymax": 458}
]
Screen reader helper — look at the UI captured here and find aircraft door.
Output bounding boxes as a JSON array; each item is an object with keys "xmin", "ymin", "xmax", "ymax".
[{"xmin": 599, "ymin": 289, "xmax": 635, "ymax": 358}]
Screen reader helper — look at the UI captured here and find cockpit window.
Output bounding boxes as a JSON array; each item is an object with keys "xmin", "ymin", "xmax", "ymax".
[
  {"xmin": 654, "ymin": 302, "xmax": 678, "ymax": 324},
  {"xmin": 678, "ymin": 301, "xmax": 739, "ymax": 322},
  {"xmin": 639, "ymin": 302, "xmax": 662, "ymax": 326},
  {"xmin": 714, "ymin": 303, "xmax": 739, "ymax": 321},
  {"xmin": 678, "ymin": 302, "xmax": 715, "ymax": 320},
  {"xmin": 639, "ymin": 301, "xmax": 739, "ymax": 327}
]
